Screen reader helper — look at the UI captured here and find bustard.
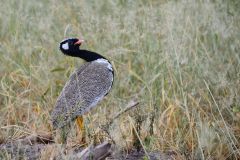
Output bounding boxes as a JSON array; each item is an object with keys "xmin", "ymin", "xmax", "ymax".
[{"xmin": 51, "ymin": 38, "xmax": 114, "ymax": 144}]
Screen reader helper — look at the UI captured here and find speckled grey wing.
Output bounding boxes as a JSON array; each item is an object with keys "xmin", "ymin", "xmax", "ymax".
[{"xmin": 51, "ymin": 61, "xmax": 113, "ymax": 129}]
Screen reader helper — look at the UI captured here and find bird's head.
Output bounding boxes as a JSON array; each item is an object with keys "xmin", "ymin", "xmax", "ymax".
[{"xmin": 59, "ymin": 38, "xmax": 84, "ymax": 55}]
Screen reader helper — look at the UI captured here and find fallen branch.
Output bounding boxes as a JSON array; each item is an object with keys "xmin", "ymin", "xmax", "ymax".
[
  {"xmin": 112, "ymin": 100, "xmax": 139, "ymax": 122},
  {"xmin": 16, "ymin": 134, "xmax": 54, "ymax": 145},
  {"xmin": 100, "ymin": 100, "xmax": 139, "ymax": 142},
  {"xmin": 70, "ymin": 141, "xmax": 111, "ymax": 160}
]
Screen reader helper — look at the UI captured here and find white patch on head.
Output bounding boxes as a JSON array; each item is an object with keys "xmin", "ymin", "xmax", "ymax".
[
  {"xmin": 95, "ymin": 58, "xmax": 113, "ymax": 71},
  {"xmin": 62, "ymin": 42, "xmax": 69, "ymax": 50}
]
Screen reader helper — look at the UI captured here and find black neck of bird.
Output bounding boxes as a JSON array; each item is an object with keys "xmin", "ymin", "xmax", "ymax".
[{"xmin": 66, "ymin": 49, "xmax": 106, "ymax": 62}]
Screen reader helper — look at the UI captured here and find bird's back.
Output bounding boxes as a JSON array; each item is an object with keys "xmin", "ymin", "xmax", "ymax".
[{"xmin": 51, "ymin": 59, "xmax": 113, "ymax": 129}]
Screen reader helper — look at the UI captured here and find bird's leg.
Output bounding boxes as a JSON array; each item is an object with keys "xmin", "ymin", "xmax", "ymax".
[{"xmin": 76, "ymin": 116, "xmax": 86, "ymax": 144}]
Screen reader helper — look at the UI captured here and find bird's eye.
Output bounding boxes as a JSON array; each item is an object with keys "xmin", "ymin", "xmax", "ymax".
[{"xmin": 69, "ymin": 40, "xmax": 76, "ymax": 45}]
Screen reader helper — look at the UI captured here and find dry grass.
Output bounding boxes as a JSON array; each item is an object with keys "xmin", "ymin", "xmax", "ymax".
[{"xmin": 0, "ymin": 0, "xmax": 240, "ymax": 159}]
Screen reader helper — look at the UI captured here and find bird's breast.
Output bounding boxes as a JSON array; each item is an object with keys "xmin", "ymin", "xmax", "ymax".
[{"xmin": 94, "ymin": 58, "xmax": 113, "ymax": 71}]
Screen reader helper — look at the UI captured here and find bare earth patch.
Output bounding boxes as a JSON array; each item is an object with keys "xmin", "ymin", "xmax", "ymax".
[{"xmin": 0, "ymin": 135, "xmax": 177, "ymax": 160}]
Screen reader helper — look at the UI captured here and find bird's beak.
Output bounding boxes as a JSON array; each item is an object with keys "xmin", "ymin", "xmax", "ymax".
[{"xmin": 74, "ymin": 39, "xmax": 84, "ymax": 45}]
